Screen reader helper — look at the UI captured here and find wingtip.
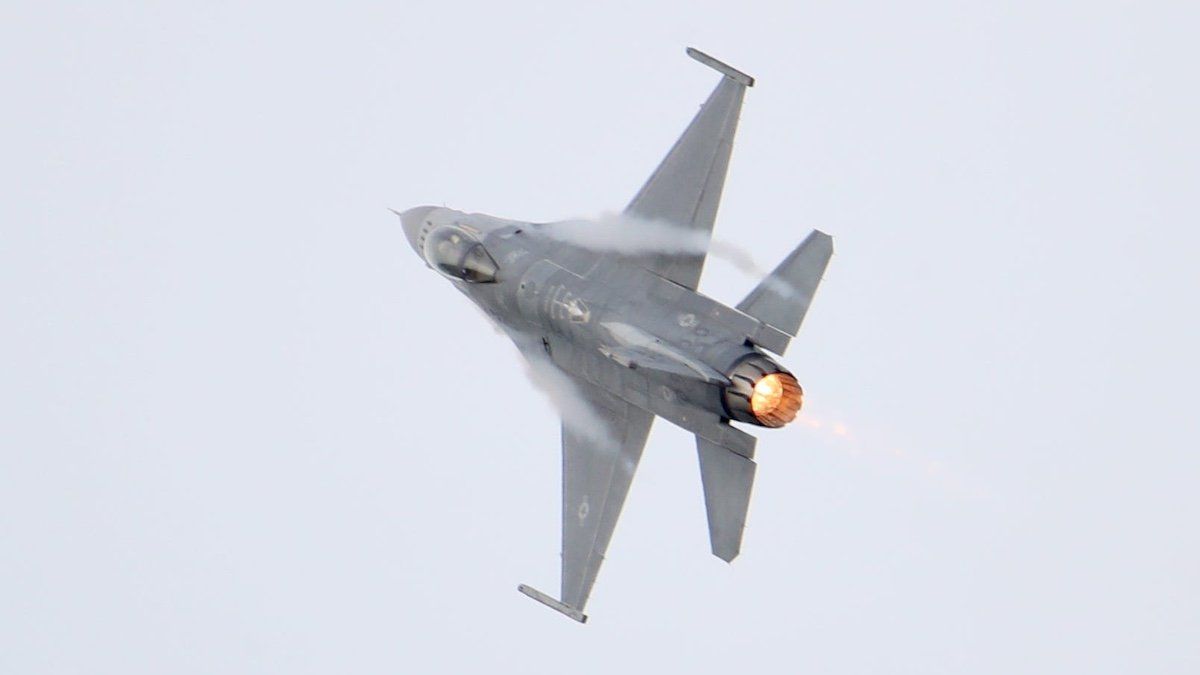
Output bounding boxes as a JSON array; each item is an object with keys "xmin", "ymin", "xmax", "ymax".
[
  {"xmin": 518, "ymin": 584, "xmax": 588, "ymax": 623},
  {"xmin": 686, "ymin": 47, "xmax": 755, "ymax": 87}
]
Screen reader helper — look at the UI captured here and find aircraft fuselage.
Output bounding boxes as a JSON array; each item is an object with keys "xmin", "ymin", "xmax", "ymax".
[{"xmin": 401, "ymin": 206, "xmax": 802, "ymax": 448}]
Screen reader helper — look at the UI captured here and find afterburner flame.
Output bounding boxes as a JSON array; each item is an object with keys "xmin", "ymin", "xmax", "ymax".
[
  {"xmin": 750, "ymin": 373, "xmax": 803, "ymax": 427},
  {"xmin": 751, "ymin": 375, "xmax": 783, "ymax": 414}
]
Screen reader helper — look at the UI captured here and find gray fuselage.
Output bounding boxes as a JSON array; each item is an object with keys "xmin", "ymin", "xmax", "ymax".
[{"xmin": 401, "ymin": 206, "xmax": 799, "ymax": 446}]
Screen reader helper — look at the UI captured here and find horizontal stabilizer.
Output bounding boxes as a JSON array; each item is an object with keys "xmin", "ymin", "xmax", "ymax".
[
  {"xmin": 518, "ymin": 584, "xmax": 587, "ymax": 623},
  {"xmin": 696, "ymin": 434, "xmax": 757, "ymax": 562},
  {"xmin": 736, "ymin": 230, "xmax": 833, "ymax": 338}
]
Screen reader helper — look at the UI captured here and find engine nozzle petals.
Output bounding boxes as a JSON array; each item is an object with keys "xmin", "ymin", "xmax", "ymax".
[{"xmin": 722, "ymin": 354, "xmax": 803, "ymax": 427}]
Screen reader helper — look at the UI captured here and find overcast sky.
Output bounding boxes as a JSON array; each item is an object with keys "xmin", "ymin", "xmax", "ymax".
[{"xmin": 3, "ymin": 2, "xmax": 1197, "ymax": 673}]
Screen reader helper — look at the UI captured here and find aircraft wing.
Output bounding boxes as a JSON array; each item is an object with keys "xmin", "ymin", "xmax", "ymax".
[
  {"xmin": 518, "ymin": 371, "xmax": 654, "ymax": 623},
  {"xmin": 624, "ymin": 48, "xmax": 753, "ymax": 290}
]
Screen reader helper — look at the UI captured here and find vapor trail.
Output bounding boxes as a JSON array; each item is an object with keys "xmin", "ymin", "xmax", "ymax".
[
  {"xmin": 505, "ymin": 330, "xmax": 618, "ymax": 453},
  {"xmin": 544, "ymin": 212, "xmax": 771, "ymax": 275},
  {"xmin": 538, "ymin": 212, "xmax": 813, "ymax": 303}
]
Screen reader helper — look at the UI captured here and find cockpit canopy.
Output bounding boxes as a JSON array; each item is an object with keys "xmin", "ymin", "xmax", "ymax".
[{"xmin": 422, "ymin": 226, "xmax": 499, "ymax": 283}]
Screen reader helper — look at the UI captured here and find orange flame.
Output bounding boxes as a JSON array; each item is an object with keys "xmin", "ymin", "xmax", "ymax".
[{"xmin": 750, "ymin": 373, "xmax": 803, "ymax": 427}]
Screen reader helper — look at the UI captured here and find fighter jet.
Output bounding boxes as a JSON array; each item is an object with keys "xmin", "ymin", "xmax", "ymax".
[{"xmin": 396, "ymin": 48, "xmax": 833, "ymax": 623}]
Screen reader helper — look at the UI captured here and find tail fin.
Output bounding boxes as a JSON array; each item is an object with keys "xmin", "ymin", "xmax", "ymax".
[
  {"xmin": 737, "ymin": 230, "xmax": 833, "ymax": 340},
  {"xmin": 696, "ymin": 433, "xmax": 757, "ymax": 562}
]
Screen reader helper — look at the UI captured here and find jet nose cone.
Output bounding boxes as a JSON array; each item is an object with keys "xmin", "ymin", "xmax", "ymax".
[{"xmin": 395, "ymin": 206, "xmax": 437, "ymax": 253}]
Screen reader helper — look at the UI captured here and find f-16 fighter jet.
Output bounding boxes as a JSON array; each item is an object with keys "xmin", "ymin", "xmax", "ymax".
[{"xmin": 396, "ymin": 48, "xmax": 833, "ymax": 623}]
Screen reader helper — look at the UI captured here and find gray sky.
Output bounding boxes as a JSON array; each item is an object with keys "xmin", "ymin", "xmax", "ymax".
[{"xmin": 3, "ymin": 2, "xmax": 1197, "ymax": 673}]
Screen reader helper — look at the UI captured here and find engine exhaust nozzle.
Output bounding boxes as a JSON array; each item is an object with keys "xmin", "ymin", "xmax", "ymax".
[{"xmin": 722, "ymin": 354, "xmax": 803, "ymax": 428}]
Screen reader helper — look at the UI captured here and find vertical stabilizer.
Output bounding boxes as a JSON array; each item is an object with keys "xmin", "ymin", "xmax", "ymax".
[
  {"xmin": 696, "ymin": 435, "xmax": 757, "ymax": 562},
  {"xmin": 737, "ymin": 230, "xmax": 833, "ymax": 340}
]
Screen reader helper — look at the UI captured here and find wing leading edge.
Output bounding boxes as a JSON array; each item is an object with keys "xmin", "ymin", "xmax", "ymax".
[{"xmin": 623, "ymin": 48, "xmax": 753, "ymax": 290}]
